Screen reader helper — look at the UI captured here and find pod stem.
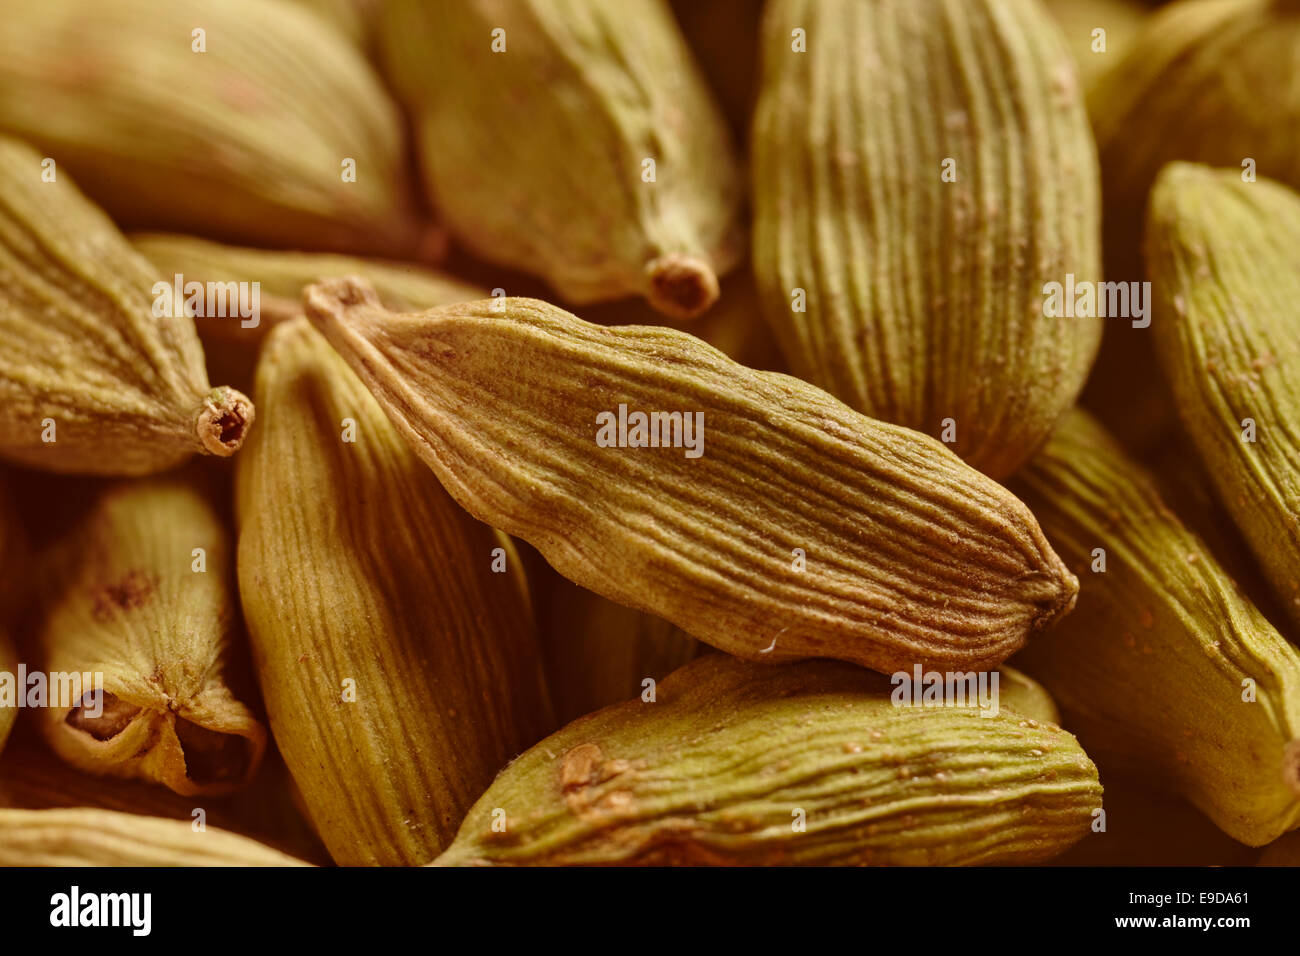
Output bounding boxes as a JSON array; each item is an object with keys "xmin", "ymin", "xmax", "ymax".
[
  {"xmin": 195, "ymin": 386, "xmax": 255, "ymax": 457},
  {"xmin": 645, "ymin": 254, "xmax": 720, "ymax": 321}
]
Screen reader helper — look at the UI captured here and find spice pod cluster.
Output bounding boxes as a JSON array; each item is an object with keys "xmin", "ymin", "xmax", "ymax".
[{"xmin": 0, "ymin": 0, "xmax": 1297, "ymax": 869}]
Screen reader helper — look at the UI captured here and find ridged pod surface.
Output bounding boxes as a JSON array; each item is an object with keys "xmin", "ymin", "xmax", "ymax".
[
  {"xmin": 130, "ymin": 232, "xmax": 482, "ymax": 391},
  {"xmin": 1012, "ymin": 410, "xmax": 1300, "ymax": 846},
  {"xmin": 0, "ymin": 137, "xmax": 253, "ymax": 475},
  {"xmin": 1146, "ymin": 164, "xmax": 1300, "ymax": 628},
  {"xmin": 752, "ymin": 0, "xmax": 1101, "ymax": 479},
  {"xmin": 380, "ymin": 0, "xmax": 743, "ymax": 320},
  {"xmin": 305, "ymin": 277, "xmax": 1078, "ymax": 675},
  {"xmin": 434, "ymin": 655, "xmax": 1101, "ymax": 866},
  {"xmin": 34, "ymin": 474, "xmax": 266, "ymax": 798},
  {"xmin": 0, "ymin": 808, "xmax": 307, "ymax": 867},
  {"xmin": 0, "ymin": 0, "xmax": 421, "ymax": 255},
  {"xmin": 235, "ymin": 318, "xmax": 554, "ymax": 866}
]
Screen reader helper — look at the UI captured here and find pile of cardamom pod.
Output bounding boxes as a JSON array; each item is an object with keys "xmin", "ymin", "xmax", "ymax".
[{"xmin": 0, "ymin": 0, "xmax": 1297, "ymax": 868}]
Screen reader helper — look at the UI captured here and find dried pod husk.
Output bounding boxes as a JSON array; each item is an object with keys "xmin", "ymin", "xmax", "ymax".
[
  {"xmin": 0, "ymin": 735, "xmax": 330, "ymax": 865},
  {"xmin": 0, "ymin": 631, "xmax": 14, "ymax": 755},
  {"xmin": 0, "ymin": 807, "xmax": 308, "ymax": 867},
  {"xmin": 1043, "ymin": 0, "xmax": 1148, "ymax": 89},
  {"xmin": 434, "ymin": 654, "xmax": 1102, "ymax": 866},
  {"xmin": 0, "ymin": 476, "xmax": 22, "ymax": 753},
  {"xmin": 543, "ymin": 575, "xmax": 703, "ymax": 725},
  {"xmin": 998, "ymin": 664, "xmax": 1061, "ymax": 727},
  {"xmin": 1146, "ymin": 164, "xmax": 1300, "ymax": 628},
  {"xmin": 33, "ymin": 472, "xmax": 266, "ymax": 798},
  {"xmin": 751, "ymin": 0, "xmax": 1102, "ymax": 480},
  {"xmin": 1260, "ymin": 830, "xmax": 1300, "ymax": 866},
  {"xmin": 1011, "ymin": 410, "xmax": 1300, "ymax": 846},
  {"xmin": 0, "ymin": 0, "xmax": 421, "ymax": 255},
  {"xmin": 379, "ymin": 0, "xmax": 743, "ymax": 320},
  {"xmin": 1053, "ymin": 773, "xmax": 1261, "ymax": 866},
  {"xmin": 235, "ymin": 317, "xmax": 554, "ymax": 866},
  {"xmin": 305, "ymin": 278, "xmax": 1079, "ymax": 675},
  {"xmin": 0, "ymin": 136, "xmax": 253, "ymax": 475},
  {"xmin": 1082, "ymin": 0, "xmax": 1300, "ymax": 453},
  {"xmin": 286, "ymin": 0, "xmax": 372, "ymax": 47},
  {"xmin": 130, "ymin": 232, "xmax": 483, "ymax": 392}
]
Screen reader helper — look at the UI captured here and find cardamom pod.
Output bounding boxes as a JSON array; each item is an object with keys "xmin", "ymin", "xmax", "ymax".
[
  {"xmin": 752, "ymin": 0, "xmax": 1101, "ymax": 479},
  {"xmin": 0, "ymin": 808, "xmax": 308, "ymax": 867},
  {"xmin": 0, "ymin": 476, "xmax": 21, "ymax": 752},
  {"xmin": 1081, "ymin": 0, "xmax": 1300, "ymax": 454},
  {"xmin": 34, "ymin": 472, "xmax": 266, "ymax": 798},
  {"xmin": 130, "ymin": 232, "xmax": 483, "ymax": 392},
  {"xmin": 1011, "ymin": 409, "xmax": 1300, "ymax": 846},
  {"xmin": 543, "ymin": 575, "xmax": 703, "ymax": 725},
  {"xmin": 305, "ymin": 278, "xmax": 1078, "ymax": 675},
  {"xmin": 0, "ymin": 0, "xmax": 421, "ymax": 255},
  {"xmin": 235, "ymin": 317, "xmax": 554, "ymax": 866},
  {"xmin": 1147, "ymin": 163, "xmax": 1300, "ymax": 628},
  {"xmin": 0, "ymin": 136, "xmax": 253, "ymax": 475},
  {"xmin": 434, "ymin": 654, "xmax": 1102, "ymax": 866},
  {"xmin": 379, "ymin": 0, "xmax": 743, "ymax": 319},
  {"xmin": 0, "ymin": 632, "xmax": 14, "ymax": 755}
]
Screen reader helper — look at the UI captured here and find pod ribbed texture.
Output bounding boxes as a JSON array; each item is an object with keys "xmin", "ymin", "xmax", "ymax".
[
  {"xmin": 0, "ymin": 137, "xmax": 253, "ymax": 474},
  {"xmin": 35, "ymin": 474, "xmax": 266, "ymax": 797},
  {"xmin": 435, "ymin": 655, "xmax": 1101, "ymax": 866},
  {"xmin": 305, "ymin": 277, "xmax": 1078, "ymax": 675},
  {"xmin": 380, "ymin": 0, "xmax": 743, "ymax": 319},
  {"xmin": 235, "ymin": 318, "xmax": 554, "ymax": 866},
  {"xmin": 1012, "ymin": 410, "xmax": 1300, "ymax": 846},
  {"xmin": 752, "ymin": 0, "xmax": 1101, "ymax": 479},
  {"xmin": 0, "ymin": 0, "xmax": 420, "ymax": 254},
  {"xmin": 1147, "ymin": 164, "xmax": 1300, "ymax": 628},
  {"xmin": 0, "ymin": 808, "xmax": 307, "ymax": 867}
]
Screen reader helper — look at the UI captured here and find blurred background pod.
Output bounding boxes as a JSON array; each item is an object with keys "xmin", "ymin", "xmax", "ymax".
[
  {"xmin": 751, "ymin": 0, "xmax": 1102, "ymax": 480},
  {"xmin": 0, "ymin": 0, "xmax": 425, "ymax": 257},
  {"xmin": 32, "ymin": 470, "xmax": 267, "ymax": 797},
  {"xmin": 379, "ymin": 0, "xmax": 744, "ymax": 320},
  {"xmin": 1081, "ymin": 0, "xmax": 1300, "ymax": 453},
  {"xmin": 131, "ymin": 233, "xmax": 485, "ymax": 394},
  {"xmin": 1011, "ymin": 410, "xmax": 1300, "ymax": 846},
  {"xmin": 1043, "ymin": 0, "xmax": 1149, "ymax": 89},
  {"xmin": 0, "ymin": 473, "xmax": 24, "ymax": 754},
  {"xmin": 235, "ymin": 318, "xmax": 554, "ymax": 866},
  {"xmin": 0, "ymin": 136, "xmax": 252, "ymax": 476}
]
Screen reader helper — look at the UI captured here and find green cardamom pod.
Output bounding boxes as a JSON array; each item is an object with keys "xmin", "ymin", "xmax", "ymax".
[
  {"xmin": 1146, "ymin": 163, "xmax": 1300, "ymax": 628},
  {"xmin": 1011, "ymin": 409, "xmax": 1300, "ymax": 846},
  {"xmin": 0, "ymin": 0, "xmax": 422, "ymax": 255},
  {"xmin": 34, "ymin": 472, "xmax": 266, "ymax": 797},
  {"xmin": 752, "ymin": 0, "xmax": 1101, "ymax": 479},
  {"xmin": 379, "ymin": 0, "xmax": 743, "ymax": 319},
  {"xmin": 434, "ymin": 654, "xmax": 1102, "ymax": 866},
  {"xmin": 235, "ymin": 317, "xmax": 554, "ymax": 866},
  {"xmin": 0, "ymin": 136, "xmax": 253, "ymax": 475},
  {"xmin": 305, "ymin": 277, "xmax": 1078, "ymax": 676}
]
